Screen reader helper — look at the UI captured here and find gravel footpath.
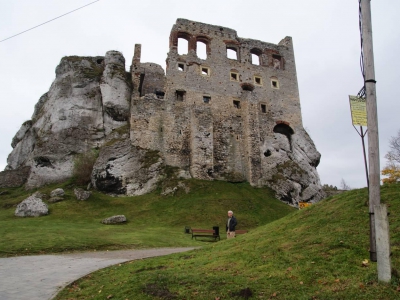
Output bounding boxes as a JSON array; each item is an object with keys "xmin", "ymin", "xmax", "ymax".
[{"xmin": 0, "ymin": 247, "xmax": 196, "ymax": 300}]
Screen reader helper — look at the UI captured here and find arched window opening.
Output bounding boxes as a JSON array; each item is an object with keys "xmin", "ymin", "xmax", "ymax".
[
  {"xmin": 227, "ymin": 47, "xmax": 238, "ymax": 60},
  {"xmin": 273, "ymin": 123, "xmax": 294, "ymax": 151},
  {"xmin": 196, "ymin": 41, "xmax": 207, "ymax": 60},
  {"xmin": 178, "ymin": 38, "xmax": 189, "ymax": 55},
  {"xmin": 251, "ymin": 54, "xmax": 260, "ymax": 65},
  {"xmin": 250, "ymin": 48, "xmax": 262, "ymax": 65}
]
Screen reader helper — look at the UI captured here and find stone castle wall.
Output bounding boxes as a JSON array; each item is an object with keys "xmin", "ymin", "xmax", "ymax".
[{"xmin": 130, "ymin": 19, "xmax": 314, "ymax": 189}]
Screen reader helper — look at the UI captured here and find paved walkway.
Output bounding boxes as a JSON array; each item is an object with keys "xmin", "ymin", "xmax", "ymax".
[{"xmin": 0, "ymin": 247, "xmax": 196, "ymax": 300}]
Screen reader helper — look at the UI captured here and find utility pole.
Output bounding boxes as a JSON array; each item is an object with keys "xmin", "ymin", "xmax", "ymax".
[
  {"xmin": 361, "ymin": 0, "xmax": 391, "ymax": 282},
  {"xmin": 361, "ymin": 0, "xmax": 380, "ymax": 263}
]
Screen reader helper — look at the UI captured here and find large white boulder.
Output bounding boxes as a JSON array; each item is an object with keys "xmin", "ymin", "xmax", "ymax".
[{"xmin": 15, "ymin": 196, "xmax": 49, "ymax": 217}]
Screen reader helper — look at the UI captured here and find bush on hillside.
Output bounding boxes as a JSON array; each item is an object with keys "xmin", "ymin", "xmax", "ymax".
[{"xmin": 73, "ymin": 150, "xmax": 99, "ymax": 186}]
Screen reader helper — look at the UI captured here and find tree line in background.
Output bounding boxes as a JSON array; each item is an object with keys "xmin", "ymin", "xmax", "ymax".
[{"xmin": 382, "ymin": 130, "xmax": 400, "ymax": 184}]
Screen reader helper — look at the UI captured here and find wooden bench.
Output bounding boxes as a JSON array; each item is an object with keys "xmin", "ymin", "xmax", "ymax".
[{"xmin": 191, "ymin": 229, "xmax": 220, "ymax": 241}]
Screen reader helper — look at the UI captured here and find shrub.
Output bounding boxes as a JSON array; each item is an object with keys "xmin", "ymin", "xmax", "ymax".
[{"xmin": 73, "ymin": 150, "xmax": 99, "ymax": 186}]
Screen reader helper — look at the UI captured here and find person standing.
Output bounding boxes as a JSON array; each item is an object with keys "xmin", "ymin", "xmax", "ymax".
[{"xmin": 226, "ymin": 210, "xmax": 237, "ymax": 239}]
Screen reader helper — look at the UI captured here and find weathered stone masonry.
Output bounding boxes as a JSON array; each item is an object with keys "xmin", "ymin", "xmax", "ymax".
[{"xmin": 130, "ymin": 19, "xmax": 323, "ymax": 203}]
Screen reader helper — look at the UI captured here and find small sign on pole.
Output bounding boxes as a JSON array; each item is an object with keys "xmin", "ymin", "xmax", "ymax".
[{"xmin": 349, "ymin": 96, "xmax": 367, "ymax": 126}]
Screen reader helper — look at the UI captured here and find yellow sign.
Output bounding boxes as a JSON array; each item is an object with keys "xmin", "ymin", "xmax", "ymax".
[{"xmin": 349, "ymin": 96, "xmax": 367, "ymax": 126}]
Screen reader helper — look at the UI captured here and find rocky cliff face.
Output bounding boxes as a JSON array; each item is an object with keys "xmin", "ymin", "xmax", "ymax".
[
  {"xmin": 3, "ymin": 29, "xmax": 325, "ymax": 205},
  {"xmin": 5, "ymin": 51, "xmax": 131, "ymax": 189}
]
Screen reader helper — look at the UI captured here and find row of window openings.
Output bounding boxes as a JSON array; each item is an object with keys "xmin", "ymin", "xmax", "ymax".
[
  {"xmin": 177, "ymin": 64, "xmax": 279, "ymax": 89},
  {"xmin": 176, "ymin": 91, "xmax": 267, "ymax": 113},
  {"xmin": 177, "ymin": 38, "xmax": 282, "ymax": 66}
]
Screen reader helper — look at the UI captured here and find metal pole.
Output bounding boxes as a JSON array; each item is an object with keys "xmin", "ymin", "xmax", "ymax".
[
  {"xmin": 361, "ymin": 0, "xmax": 380, "ymax": 263},
  {"xmin": 360, "ymin": 126, "xmax": 369, "ymax": 189}
]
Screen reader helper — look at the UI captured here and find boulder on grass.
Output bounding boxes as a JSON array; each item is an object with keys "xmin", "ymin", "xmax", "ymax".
[
  {"xmin": 50, "ymin": 188, "xmax": 64, "ymax": 198},
  {"xmin": 74, "ymin": 188, "xmax": 91, "ymax": 201},
  {"xmin": 15, "ymin": 196, "xmax": 48, "ymax": 217},
  {"xmin": 101, "ymin": 215, "xmax": 127, "ymax": 224}
]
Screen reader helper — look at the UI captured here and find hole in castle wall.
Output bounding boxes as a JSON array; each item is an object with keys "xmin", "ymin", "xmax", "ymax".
[
  {"xmin": 230, "ymin": 72, "xmax": 239, "ymax": 81},
  {"xmin": 196, "ymin": 41, "xmax": 207, "ymax": 60},
  {"xmin": 96, "ymin": 59, "xmax": 103, "ymax": 64},
  {"xmin": 271, "ymin": 80, "xmax": 279, "ymax": 89},
  {"xmin": 176, "ymin": 90, "xmax": 186, "ymax": 101},
  {"xmin": 261, "ymin": 104, "xmax": 267, "ymax": 113},
  {"xmin": 178, "ymin": 63, "xmax": 185, "ymax": 71},
  {"xmin": 227, "ymin": 48, "xmax": 238, "ymax": 60},
  {"xmin": 178, "ymin": 38, "xmax": 189, "ymax": 55},
  {"xmin": 201, "ymin": 66, "xmax": 210, "ymax": 76},
  {"xmin": 233, "ymin": 100, "xmax": 241, "ymax": 109},
  {"xmin": 272, "ymin": 54, "xmax": 282, "ymax": 69},
  {"xmin": 251, "ymin": 54, "xmax": 260, "ymax": 65},
  {"xmin": 254, "ymin": 76, "xmax": 262, "ymax": 86},
  {"xmin": 203, "ymin": 96, "xmax": 211, "ymax": 104}
]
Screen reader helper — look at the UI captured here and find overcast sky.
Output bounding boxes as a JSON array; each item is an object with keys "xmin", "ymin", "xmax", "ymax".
[{"xmin": 1, "ymin": 0, "xmax": 399, "ymax": 189}]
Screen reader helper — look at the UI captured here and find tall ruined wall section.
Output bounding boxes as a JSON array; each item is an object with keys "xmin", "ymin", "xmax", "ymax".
[{"xmin": 130, "ymin": 19, "xmax": 323, "ymax": 203}]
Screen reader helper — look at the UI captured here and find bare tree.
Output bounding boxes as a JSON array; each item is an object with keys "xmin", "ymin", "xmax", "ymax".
[
  {"xmin": 340, "ymin": 178, "xmax": 351, "ymax": 190},
  {"xmin": 386, "ymin": 130, "xmax": 400, "ymax": 164}
]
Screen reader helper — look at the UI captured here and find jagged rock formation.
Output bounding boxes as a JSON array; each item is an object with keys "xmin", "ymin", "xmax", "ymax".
[{"xmin": 2, "ymin": 19, "xmax": 325, "ymax": 206}]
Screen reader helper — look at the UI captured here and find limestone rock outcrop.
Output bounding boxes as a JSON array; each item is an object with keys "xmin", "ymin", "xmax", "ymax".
[
  {"xmin": 5, "ymin": 51, "xmax": 132, "ymax": 189},
  {"xmin": 91, "ymin": 140, "xmax": 164, "ymax": 196},
  {"xmin": 15, "ymin": 196, "xmax": 49, "ymax": 217},
  {"xmin": 101, "ymin": 215, "xmax": 127, "ymax": 224}
]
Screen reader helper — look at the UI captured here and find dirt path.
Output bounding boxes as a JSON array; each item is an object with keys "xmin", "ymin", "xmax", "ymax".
[{"xmin": 0, "ymin": 247, "xmax": 196, "ymax": 300}]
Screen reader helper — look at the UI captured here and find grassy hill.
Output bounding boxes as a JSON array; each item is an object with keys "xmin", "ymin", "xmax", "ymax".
[
  {"xmin": 0, "ymin": 179, "xmax": 294, "ymax": 257},
  {"xmin": 56, "ymin": 184, "xmax": 400, "ymax": 299}
]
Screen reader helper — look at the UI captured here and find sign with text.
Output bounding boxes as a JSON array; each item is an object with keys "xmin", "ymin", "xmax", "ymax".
[{"xmin": 349, "ymin": 96, "xmax": 367, "ymax": 126}]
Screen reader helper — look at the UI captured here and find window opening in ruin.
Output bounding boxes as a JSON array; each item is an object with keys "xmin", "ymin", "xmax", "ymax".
[
  {"xmin": 178, "ymin": 63, "xmax": 185, "ymax": 71},
  {"xmin": 254, "ymin": 76, "xmax": 262, "ymax": 86},
  {"xmin": 271, "ymin": 79, "xmax": 279, "ymax": 89},
  {"xmin": 233, "ymin": 100, "xmax": 241, "ymax": 109},
  {"xmin": 203, "ymin": 96, "xmax": 211, "ymax": 104},
  {"xmin": 179, "ymin": 129, "xmax": 182, "ymax": 135},
  {"xmin": 230, "ymin": 72, "xmax": 239, "ymax": 81},
  {"xmin": 196, "ymin": 41, "xmax": 207, "ymax": 60},
  {"xmin": 272, "ymin": 54, "xmax": 282, "ymax": 69},
  {"xmin": 178, "ymin": 38, "xmax": 189, "ymax": 55},
  {"xmin": 227, "ymin": 47, "xmax": 238, "ymax": 60},
  {"xmin": 261, "ymin": 104, "xmax": 267, "ymax": 113},
  {"xmin": 155, "ymin": 90, "xmax": 165, "ymax": 99},
  {"xmin": 201, "ymin": 66, "xmax": 210, "ymax": 76},
  {"xmin": 251, "ymin": 54, "xmax": 260, "ymax": 65},
  {"xmin": 236, "ymin": 135, "xmax": 239, "ymax": 140},
  {"xmin": 176, "ymin": 90, "xmax": 186, "ymax": 101}
]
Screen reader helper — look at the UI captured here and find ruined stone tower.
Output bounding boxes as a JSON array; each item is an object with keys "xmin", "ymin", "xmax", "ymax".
[
  {"xmin": 129, "ymin": 19, "xmax": 322, "ymax": 202},
  {"xmin": 3, "ymin": 19, "xmax": 324, "ymax": 204}
]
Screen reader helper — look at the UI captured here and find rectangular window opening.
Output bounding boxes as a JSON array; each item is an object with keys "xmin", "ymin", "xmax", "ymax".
[
  {"xmin": 251, "ymin": 54, "xmax": 260, "ymax": 65},
  {"xmin": 230, "ymin": 72, "xmax": 239, "ymax": 81},
  {"xmin": 176, "ymin": 90, "xmax": 186, "ymax": 101},
  {"xmin": 201, "ymin": 66, "xmax": 210, "ymax": 76},
  {"xmin": 203, "ymin": 96, "xmax": 211, "ymax": 104},
  {"xmin": 254, "ymin": 76, "xmax": 262, "ymax": 85},
  {"xmin": 261, "ymin": 104, "xmax": 267, "ymax": 113},
  {"xmin": 227, "ymin": 48, "xmax": 238, "ymax": 60},
  {"xmin": 178, "ymin": 63, "xmax": 185, "ymax": 71},
  {"xmin": 271, "ymin": 80, "xmax": 279, "ymax": 89},
  {"xmin": 233, "ymin": 100, "xmax": 241, "ymax": 109}
]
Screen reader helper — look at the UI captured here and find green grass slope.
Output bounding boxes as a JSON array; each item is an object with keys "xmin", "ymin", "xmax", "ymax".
[
  {"xmin": 56, "ymin": 184, "xmax": 400, "ymax": 300},
  {"xmin": 0, "ymin": 179, "xmax": 294, "ymax": 257}
]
